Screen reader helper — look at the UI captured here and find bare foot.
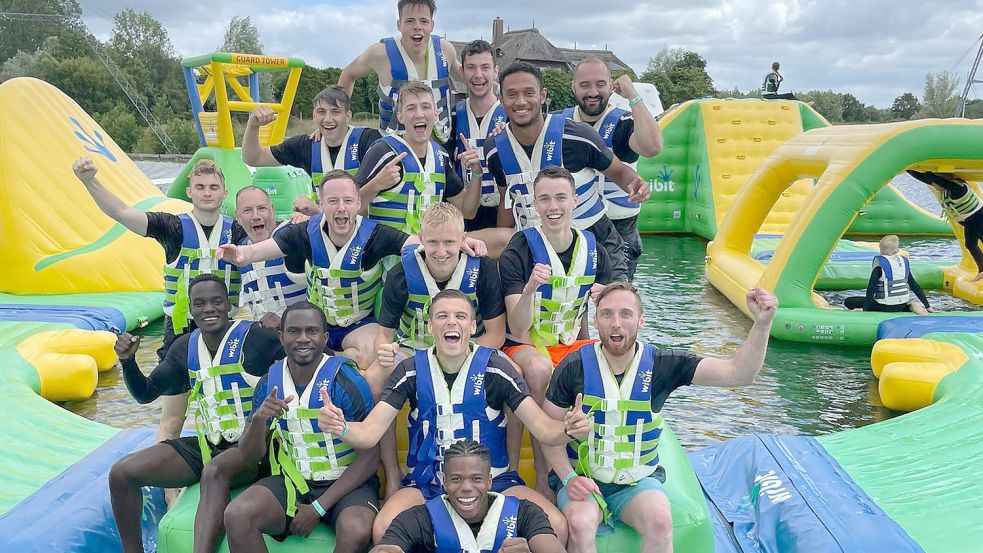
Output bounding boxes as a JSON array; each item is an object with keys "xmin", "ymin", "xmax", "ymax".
[{"xmin": 972, "ymin": 271, "xmax": 983, "ymax": 282}]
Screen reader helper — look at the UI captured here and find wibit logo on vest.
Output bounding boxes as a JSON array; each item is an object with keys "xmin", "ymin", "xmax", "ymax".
[
  {"xmin": 470, "ymin": 372, "xmax": 484, "ymax": 396},
  {"xmin": 502, "ymin": 514, "xmax": 518, "ymax": 539},
  {"xmin": 317, "ymin": 379, "xmax": 331, "ymax": 396},
  {"xmin": 601, "ymin": 122, "xmax": 616, "ymax": 140},
  {"xmin": 639, "ymin": 369, "xmax": 652, "ymax": 394},
  {"xmin": 466, "ymin": 267, "xmax": 479, "ymax": 289},
  {"xmin": 544, "ymin": 140, "xmax": 557, "ymax": 162},
  {"xmin": 348, "ymin": 244, "xmax": 363, "ymax": 265},
  {"xmin": 227, "ymin": 337, "xmax": 241, "ymax": 359},
  {"xmin": 349, "ymin": 142, "xmax": 359, "ymax": 162},
  {"xmin": 493, "ymin": 114, "xmax": 506, "ymax": 126}
]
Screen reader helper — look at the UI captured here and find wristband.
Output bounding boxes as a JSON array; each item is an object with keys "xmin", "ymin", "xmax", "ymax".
[
  {"xmin": 628, "ymin": 95, "xmax": 644, "ymax": 107},
  {"xmin": 310, "ymin": 499, "xmax": 326, "ymax": 517},
  {"xmin": 339, "ymin": 420, "xmax": 350, "ymax": 438},
  {"xmin": 562, "ymin": 471, "xmax": 578, "ymax": 487}
]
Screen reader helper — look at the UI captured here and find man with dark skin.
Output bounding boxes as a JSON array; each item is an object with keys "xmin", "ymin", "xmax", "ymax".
[
  {"xmin": 108, "ymin": 275, "xmax": 283, "ymax": 553},
  {"xmin": 371, "ymin": 439, "xmax": 565, "ymax": 553},
  {"xmin": 224, "ymin": 302, "xmax": 379, "ymax": 553}
]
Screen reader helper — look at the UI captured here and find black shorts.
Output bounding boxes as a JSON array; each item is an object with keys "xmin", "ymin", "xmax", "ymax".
[
  {"xmin": 161, "ymin": 436, "xmax": 268, "ymax": 479},
  {"xmin": 257, "ymin": 474, "xmax": 381, "ymax": 539}
]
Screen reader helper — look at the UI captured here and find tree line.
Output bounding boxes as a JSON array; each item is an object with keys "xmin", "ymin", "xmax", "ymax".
[{"xmin": 2, "ymin": 2, "xmax": 980, "ymax": 154}]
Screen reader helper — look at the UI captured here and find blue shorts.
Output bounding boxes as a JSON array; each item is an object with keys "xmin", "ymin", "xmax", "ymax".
[
  {"xmin": 325, "ymin": 316, "xmax": 376, "ymax": 353},
  {"xmin": 550, "ymin": 469, "xmax": 666, "ymax": 535},
  {"xmin": 404, "ymin": 470, "xmax": 525, "ymax": 498}
]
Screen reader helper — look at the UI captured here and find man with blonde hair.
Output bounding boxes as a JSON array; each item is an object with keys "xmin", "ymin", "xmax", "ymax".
[{"xmin": 843, "ymin": 234, "xmax": 931, "ymax": 314}]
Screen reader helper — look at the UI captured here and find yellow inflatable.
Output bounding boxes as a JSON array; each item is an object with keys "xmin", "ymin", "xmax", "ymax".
[{"xmin": 871, "ymin": 338, "xmax": 969, "ymax": 411}]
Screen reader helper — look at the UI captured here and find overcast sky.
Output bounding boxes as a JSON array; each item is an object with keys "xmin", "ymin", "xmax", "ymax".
[{"xmin": 79, "ymin": 0, "xmax": 983, "ymax": 107}]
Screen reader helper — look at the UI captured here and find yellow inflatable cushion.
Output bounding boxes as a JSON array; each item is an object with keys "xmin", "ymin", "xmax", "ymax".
[{"xmin": 16, "ymin": 330, "xmax": 117, "ymax": 402}]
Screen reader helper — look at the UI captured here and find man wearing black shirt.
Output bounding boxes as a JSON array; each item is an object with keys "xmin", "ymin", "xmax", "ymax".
[
  {"xmin": 371, "ymin": 440, "xmax": 565, "ymax": 553},
  {"xmin": 542, "ymin": 282, "xmax": 777, "ymax": 553},
  {"xmin": 242, "ymin": 86, "xmax": 382, "ymax": 216},
  {"xmin": 108, "ymin": 276, "xmax": 284, "ymax": 553}
]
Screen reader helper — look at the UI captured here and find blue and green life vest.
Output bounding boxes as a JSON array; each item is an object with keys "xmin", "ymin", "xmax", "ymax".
[
  {"xmin": 367, "ymin": 135, "xmax": 446, "ymax": 234},
  {"xmin": 563, "ymin": 106, "xmax": 639, "ymax": 219},
  {"xmin": 377, "ymin": 36, "xmax": 452, "ymax": 142},
  {"xmin": 306, "ymin": 214, "xmax": 383, "ymax": 328},
  {"xmin": 426, "ymin": 492, "xmax": 520, "ymax": 553},
  {"xmin": 309, "ymin": 126, "xmax": 367, "ymax": 199},
  {"xmin": 238, "ymin": 222, "xmax": 306, "ymax": 320},
  {"xmin": 455, "ymin": 100, "xmax": 507, "ymax": 207}
]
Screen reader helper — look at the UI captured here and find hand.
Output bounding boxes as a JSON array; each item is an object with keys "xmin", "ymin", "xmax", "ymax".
[
  {"xmin": 462, "ymin": 236, "xmax": 488, "ymax": 257},
  {"xmin": 258, "ymin": 312, "xmax": 280, "ymax": 330},
  {"xmin": 253, "ymin": 386, "xmax": 294, "ymax": 422},
  {"xmin": 589, "ymin": 282, "xmax": 606, "ymax": 304},
  {"xmin": 625, "ymin": 175, "xmax": 650, "ymax": 204},
  {"xmin": 293, "ymin": 195, "xmax": 321, "ymax": 216},
  {"xmin": 73, "ymin": 157, "xmax": 98, "ymax": 184},
  {"xmin": 972, "ymin": 271, "xmax": 983, "ymax": 282},
  {"xmin": 563, "ymin": 393, "xmax": 591, "ymax": 440},
  {"xmin": 317, "ymin": 387, "xmax": 347, "ymax": 435},
  {"xmin": 309, "ymin": 127, "xmax": 323, "ymax": 141},
  {"xmin": 216, "ymin": 243, "xmax": 245, "ymax": 264},
  {"xmin": 290, "ymin": 503, "xmax": 321, "ymax": 538},
  {"xmin": 488, "ymin": 120, "xmax": 507, "ymax": 138},
  {"xmin": 612, "ymin": 75, "xmax": 638, "ymax": 100},
  {"xmin": 114, "ymin": 332, "xmax": 140, "ymax": 360},
  {"xmin": 746, "ymin": 287, "xmax": 779, "ymax": 324},
  {"xmin": 289, "ymin": 212, "xmax": 311, "ymax": 224},
  {"xmin": 248, "ymin": 105, "xmax": 276, "ymax": 128},
  {"xmin": 458, "ymin": 133, "xmax": 482, "ymax": 174},
  {"xmin": 927, "ymin": 306, "xmax": 939, "ymax": 313},
  {"xmin": 499, "ymin": 537, "xmax": 532, "ymax": 553},
  {"xmin": 378, "ymin": 342, "xmax": 399, "ymax": 369},
  {"xmin": 371, "ymin": 151, "xmax": 407, "ymax": 191},
  {"xmin": 525, "ymin": 263, "xmax": 552, "ymax": 292},
  {"xmin": 566, "ymin": 475, "xmax": 600, "ymax": 502}
]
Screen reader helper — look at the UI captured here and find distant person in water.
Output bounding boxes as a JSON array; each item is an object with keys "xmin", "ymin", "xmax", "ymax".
[
  {"xmin": 909, "ymin": 170, "xmax": 983, "ymax": 281},
  {"xmin": 761, "ymin": 61, "xmax": 800, "ymax": 101},
  {"xmin": 844, "ymin": 235, "xmax": 931, "ymax": 314}
]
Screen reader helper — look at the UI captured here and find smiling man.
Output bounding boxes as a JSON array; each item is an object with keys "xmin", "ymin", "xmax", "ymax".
[
  {"xmin": 370, "ymin": 440, "xmax": 565, "ymax": 553},
  {"xmin": 338, "ymin": 0, "xmax": 461, "ymax": 141},
  {"xmin": 108, "ymin": 275, "xmax": 284, "ymax": 553},
  {"xmin": 241, "ymin": 87, "xmax": 382, "ymax": 216},
  {"xmin": 224, "ymin": 302, "xmax": 380, "ymax": 553},
  {"xmin": 355, "ymin": 82, "xmax": 482, "ymax": 235}
]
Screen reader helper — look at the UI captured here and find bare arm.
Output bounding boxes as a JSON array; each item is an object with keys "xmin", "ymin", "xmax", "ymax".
[
  {"xmin": 216, "ymin": 238, "xmax": 287, "ymax": 266},
  {"xmin": 529, "ymin": 534, "xmax": 567, "ymax": 553},
  {"xmin": 155, "ymin": 392, "xmax": 190, "ymax": 442},
  {"xmin": 692, "ymin": 288, "xmax": 777, "ymax": 387},
  {"xmin": 370, "ymin": 546, "xmax": 404, "ymax": 553},
  {"xmin": 339, "ymin": 44, "xmax": 382, "ymax": 98},
  {"xmin": 241, "ymin": 107, "xmax": 281, "ymax": 167},
  {"xmin": 505, "ymin": 262, "xmax": 551, "ymax": 343},
  {"xmin": 496, "ymin": 188, "xmax": 517, "ymax": 229},
  {"xmin": 447, "ymin": 173, "xmax": 482, "ymax": 219},
  {"xmin": 599, "ymin": 156, "xmax": 650, "ymax": 204},
  {"xmin": 474, "ymin": 314, "xmax": 505, "ymax": 350},
  {"xmin": 540, "ymin": 399, "xmax": 577, "ymax": 477},
  {"xmin": 333, "ymin": 402, "xmax": 400, "ymax": 449},
  {"xmin": 441, "ymin": 39, "xmax": 463, "ymax": 83},
  {"xmin": 613, "ymin": 77, "xmax": 663, "ymax": 158},
  {"xmin": 73, "ymin": 157, "xmax": 149, "ymax": 235},
  {"xmin": 514, "ymin": 397, "xmax": 570, "ymax": 446}
]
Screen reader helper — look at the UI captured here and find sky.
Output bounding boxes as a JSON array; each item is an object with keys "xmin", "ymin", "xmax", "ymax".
[{"xmin": 77, "ymin": 0, "xmax": 983, "ymax": 108}]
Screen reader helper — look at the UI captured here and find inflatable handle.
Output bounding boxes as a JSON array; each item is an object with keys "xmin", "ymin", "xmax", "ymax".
[{"xmin": 16, "ymin": 330, "xmax": 118, "ymax": 402}]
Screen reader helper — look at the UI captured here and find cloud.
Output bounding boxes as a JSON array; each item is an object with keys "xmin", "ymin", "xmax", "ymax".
[{"xmin": 80, "ymin": 0, "xmax": 983, "ymax": 107}]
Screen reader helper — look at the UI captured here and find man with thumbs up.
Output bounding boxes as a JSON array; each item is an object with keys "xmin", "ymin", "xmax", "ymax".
[
  {"xmin": 224, "ymin": 301, "xmax": 379, "ymax": 553},
  {"xmin": 541, "ymin": 282, "xmax": 778, "ymax": 553}
]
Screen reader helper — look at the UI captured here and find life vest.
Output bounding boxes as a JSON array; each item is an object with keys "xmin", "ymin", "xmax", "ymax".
[
  {"xmin": 520, "ymin": 226, "xmax": 597, "ymax": 347},
  {"xmin": 570, "ymin": 341, "xmax": 663, "ymax": 485},
  {"xmin": 397, "ymin": 244, "xmax": 484, "ymax": 350},
  {"xmin": 564, "ymin": 106, "xmax": 639, "ymax": 219},
  {"xmin": 939, "ymin": 186, "xmax": 982, "ymax": 222},
  {"xmin": 426, "ymin": 492, "xmax": 520, "ymax": 553},
  {"xmin": 309, "ymin": 126, "xmax": 367, "ymax": 200},
  {"xmin": 493, "ymin": 114, "xmax": 606, "ymax": 230},
  {"xmin": 761, "ymin": 72, "xmax": 780, "ymax": 94},
  {"xmin": 367, "ymin": 135, "xmax": 446, "ymax": 234},
  {"xmin": 872, "ymin": 254, "xmax": 911, "ymax": 306},
  {"xmin": 455, "ymin": 100, "xmax": 508, "ymax": 208},
  {"xmin": 306, "ymin": 214, "xmax": 383, "ymax": 327},
  {"xmin": 187, "ymin": 320, "xmax": 258, "ymax": 463},
  {"xmin": 407, "ymin": 346, "xmax": 509, "ymax": 498},
  {"xmin": 377, "ymin": 36, "xmax": 452, "ymax": 142},
  {"xmin": 163, "ymin": 213, "xmax": 242, "ymax": 333},
  {"xmin": 238, "ymin": 222, "xmax": 307, "ymax": 320}
]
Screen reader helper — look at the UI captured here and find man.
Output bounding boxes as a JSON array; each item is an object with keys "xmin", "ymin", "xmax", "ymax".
[
  {"xmin": 217, "ymin": 171, "xmax": 412, "ymax": 371},
  {"xmin": 543, "ymin": 282, "xmax": 778, "ymax": 553},
  {"xmin": 224, "ymin": 302, "xmax": 379, "ymax": 553},
  {"xmin": 234, "ymin": 186, "xmax": 307, "ymax": 325},
  {"xmin": 339, "ymin": 0, "xmax": 462, "ymax": 142},
  {"xmin": 355, "ymin": 81, "xmax": 481, "ymax": 235},
  {"xmin": 241, "ymin": 86, "xmax": 381, "ymax": 216},
  {"xmin": 371, "ymin": 440, "xmax": 566, "ymax": 553},
  {"xmin": 486, "ymin": 61, "xmax": 651, "ymax": 281},
  {"xmin": 564, "ymin": 58, "xmax": 664, "ymax": 279},
  {"xmin": 761, "ymin": 61, "xmax": 801, "ymax": 101},
  {"xmin": 499, "ymin": 167, "xmax": 614, "ymax": 494},
  {"xmin": 108, "ymin": 275, "xmax": 284, "ymax": 553},
  {"xmin": 318, "ymin": 289, "xmax": 591, "ymax": 543}
]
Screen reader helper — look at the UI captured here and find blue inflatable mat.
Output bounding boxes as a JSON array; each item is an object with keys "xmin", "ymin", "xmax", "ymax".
[
  {"xmin": 755, "ymin": 250, "xmax": 878, "ymax": 262},
  {"xmin": 0, "ymin": 304, "xmax": 125, "ymax": 332},
  {"xmin": 877, "ymin": 315, "xmax": 983, "ymax": 339},
  {"xmin": 0, "ymin": 428, "xmax": 166, "ymax": 553},
  {"xmin": 689, "ymin": 434, "xmax": 922, "ymax": 553}
]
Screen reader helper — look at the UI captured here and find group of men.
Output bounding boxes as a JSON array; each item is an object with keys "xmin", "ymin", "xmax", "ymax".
[{"xmin": 72, "ymin": 1, "xmax": 780, "ymax": 552}]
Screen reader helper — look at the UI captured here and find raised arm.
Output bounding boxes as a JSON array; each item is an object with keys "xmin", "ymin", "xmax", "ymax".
[
  {"xmin": 504, "ymin": 260, "xmax": 551, "ymax": 344},
  {"xmin": 215, "ymin": 238, "xmax": 286, "ymax": 266},
  {"xmin": 691, "ymin": 288, "xmax": 777, "ymax": 387},
  {"xmin": 73, "ymin": 157, "xmax": 149, "ymax": 235},
  {"xmin": 318, "ymin": 388, "xmax": 401, "ymax": 449},
  {"xmin": 513, "ymin": 394, "xmax": 589, "ymax": 446},
  {"xmin": 338, "ymin": 44, "xmax": 381, "ymax": 98},
  {"xmin": 612, "ymin": 76, "xmax": 663, "ymax": 158},
  {"xmin": 241, "ymin": 107, "xmax": 281, "ymax": 167}
]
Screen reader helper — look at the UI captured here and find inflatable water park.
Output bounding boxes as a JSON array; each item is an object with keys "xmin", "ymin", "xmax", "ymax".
[{"xmin": 0, "ymin": 49, "xmax": 981, "ymax": 552}]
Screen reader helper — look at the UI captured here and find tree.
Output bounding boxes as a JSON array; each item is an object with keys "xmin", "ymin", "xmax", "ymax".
[
  {"xmin": 964, "ymin": 99, "xmax": 983, "ymax": 119},
  {"xmin": 890, "ymin": 92, "xmax": 920, "ymax": 120},
  {"xmin": 840, "ymin": 93, "xmax": 865, "ymax": 122},
  {"xmin": 918, "ymin": 70, "xmax": 959, "ymax": 118},
  {"xmin": 0, "ymin": 36, "xmax": 60, "ymax": 82},
  {"xmin": 639, "ymin": 46, "xmax": 715, "ymax": 108},
  {"xmin": 220, "ymin": 16, "xmax": 263, "ymax": 55},
  {"xmin": 542, "ymin": 68, "xmax": 575, "ymax": 111},
  {"xmin": 800, "ymin": 90, "xmax": 844, "ymax": 122},
  {"xmin": 0, "ymin": 0, "xmax": 87, "ymax": 63}
]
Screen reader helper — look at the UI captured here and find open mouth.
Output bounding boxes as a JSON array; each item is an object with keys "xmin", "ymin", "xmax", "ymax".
[
  {"xmin": 585, "ymin": 96, "xmax": 602, "ymax": 105},
  {"xmin": 512, "ymin": 106, "xmax": 532, "ymax": 117},
  {"xmin": 609, "ymin": 333, "xmax": 625, "ymax": 345},
  {"xmin": 545, "ymin": 213, "xmax": 563, "ymax": 221},
  {"xmin": 411, "ymin": 33, "xmax": 424, "ymax": 46},
  {"xmin": 294, "ymin": 345, "xmax": 315, "ymax": 355},
  {"xmin": 470, "ymin": 78, "xmax": 487, "ymax": 91},
  {"xmin": 455, "ymin": 495, "xmax": 478, "ymax": 511},
  {"xmin": 251, "ymin": 223, "xmax": 267, "ymax": 234},
  {"xmin": 333, "ymin": 215, "xmax": 350, "ymax": 226},
  {"xmin": 413, "ymin": 121, "xmax": 427, "ymax": 132},
  {"xmin": 323, "ymin": 122, "xmax": 338, "ymax": 132},
  {"xmin": 443, "ymin": 330, "xmax": 461, "ymax": 345},
  {"xmin": 201, "ymin": 315, "xmax": 220, "ymax": 324}
]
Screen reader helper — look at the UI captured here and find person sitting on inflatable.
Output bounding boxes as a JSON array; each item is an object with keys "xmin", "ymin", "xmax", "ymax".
[
  {"xmin": 241, "ymin": 87, "xmax": 381, "ymax": 216},
  {"xmin": 542, "ymin": 282, "xmax": 777, "ymax": 553},
  {"xmin": 843, "ymin": 235, "xmax": 931, "ymax": 314},
  {"xmin": 109, "ymin": 274, "xmax": 284, "ymax": 553},
  {"xmin": 909, "ymin": 170, "xmax": 983, "ymax": 282},
  {"xmin": 317, "ymin": 289, "xmax": 591, "ymax": 544},
  {"xmin": 224, "ymin": 302, "xmax": 380, "ymax": 553},
  {"xmin": 370, "ymin": 439, "xmax": 566, "ymax": 553}
]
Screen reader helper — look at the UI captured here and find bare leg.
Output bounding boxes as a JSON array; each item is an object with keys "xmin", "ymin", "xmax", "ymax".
[
  {"xmin": 109, "ymin": 444, "xmax": 200, "ymax": 553},
  {"xmin": 340, "ymin": 322, "xmax": 381, "ymax": 371},
  {"xmin": 620, "ymin": 490, "xmax": 673, "ymax": 553},
  {"xmin": 509, "ymin": 347, "xmax": 555, "ymax": 498},
  {"xmin": 193, "ymin": 447, "xmax": 261, "ymax": 553},
  {"xmin": 504, "ymin": 485, "xmax": 569, "ymax": 545},
  {"xmin": 372, "ymin": 487, "xmax": 425, "ymax": 543},
  {"xmin": 365, "ymin": 349, "xmax": 410, "ymax": 499},
  {"xmin": 157, "ymin": 392, "xmax": 190, "ymax": 507},
  {"xmin": 468, "ymin": 227, "xmax": 515, "ymax": 260},
  {"xmin": 333, "ymin": 506, "xmax": 376, "ymax": 553},
  {"xmin": 224, "ymin": 484, "xmax": 287, "ymax": 553},
  {"xmin": 563, "ymin": 496, "xmax": 602, "ymax": 553}
]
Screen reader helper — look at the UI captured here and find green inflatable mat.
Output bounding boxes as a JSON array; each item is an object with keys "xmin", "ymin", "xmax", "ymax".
[{"xmin": 157, "ymin": 425, "xmax": 713, "ymax": 552}]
